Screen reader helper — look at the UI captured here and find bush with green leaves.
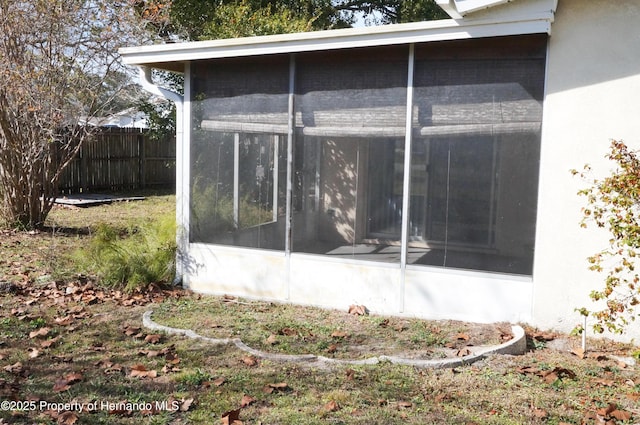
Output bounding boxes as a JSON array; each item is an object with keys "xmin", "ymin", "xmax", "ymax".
[
  {"xmin": 77, "ymin": 214, "xmax": 176, "ymax": 292},
  {"xmin": 573, "ymin": 140, "xmax": 640, "ymax": 334}
]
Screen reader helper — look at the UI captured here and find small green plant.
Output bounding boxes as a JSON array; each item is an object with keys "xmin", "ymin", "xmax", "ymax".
[
  {"xmin": 176, "ymin": 369, "xmax": 213, "ymax": 388},
  {"xmin": 408, "ymin": 322, "xmax": 445, "ymax": 347},
  {"xmin": 76, "ymin": 213, "xmax": 176, "ymax": 292},
  {"xmin": 29, "ymin": 317, "xmax": 47, "ymax": 329}
]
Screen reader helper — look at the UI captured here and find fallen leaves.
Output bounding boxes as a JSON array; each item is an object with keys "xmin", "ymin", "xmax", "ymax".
[
  {"xmin": 123, "ymin": 325, "xmax": 144, "ymax": 338},
  {"xmin": 241, "ymin": 355, "xmax": 258, "ymax": 367},
  {"xmin": 240, "ymin": 395, "xmax": 255, "ymax": 408},
  {"xmin": 348, "ymin": 305, "xmax": 368, "ymax": 316},
  {"xmin": 57, "ymin": 411, "xmax": 79, "ymax": 425},
  {"xmin": 531, "ymin": 406, "xmax": 548, "ymax": 419},
  {"xmin": 28, "ymin": 327, "xmax": 50, "ymax": 338},
  {"xmin": 530, "ymin": 330, "xmax": 557, "ymax": 342},
  {"xmin": 3, "ymin": 362, "xmax": 24, "ymax": 375},
  {"xmin": 129, "ymin": 364, "xmax": 157, "ymax": 379},
  {"xmin": 330, "ymin": 330, "xmax": 348, "ymax": 339},
  {"xmin": 455, "ymin": 347, "xmax": 472, "ymax": 357},
  {"xmin": 324, "ymin": 400, "xmax": 340, "ymax": 412},
  {"xmin": 278, "ymin": 327, "xmax": 298, "ymax": 337},
  {"xmin": 263, "ymin": 382, "xmax": 289, "ymax": 394},
  {"xmin": 7, "ymin": 278, "xmax": 184, "ymax": 313},
  {"xmin": 583, "ymin": 403, "xmax": 633, "ymax": 424},
  {"xmin": 213, "ymin": 376, "xmax": 226, "ymax": 387},
  {"xmin": 516, "ymin": 365, "xmax": 577, "ymax": 384},
  {"xmin": 175, "ymin": 397, "xmax": 194, "ymax": 412},
  {"xmin": 54, "ymin": 315, "xmax": 74, "ymax": 326},
  {"xmin": 221, "ymin": 407, "xmax": 242, "ymax": 425},
  {"xmin": 144, "ymin": 333, "xmax": 162, "ymax": 344},
  {"xmin": 265, "ymin": 333, "xmax": 277, "ymax": 345},
  {"xmin": 454, "ymin": 332, "xmax": 470, "ymax": 341},
  {"xmin": 53, "ymin": 372, "xmax": 83, "ymax": 392}
]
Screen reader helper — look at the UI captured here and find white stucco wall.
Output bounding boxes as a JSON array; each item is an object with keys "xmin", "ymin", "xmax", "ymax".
[{"xmin": 534, "ymin": 0, "xmax": 640, "ymax": 339}]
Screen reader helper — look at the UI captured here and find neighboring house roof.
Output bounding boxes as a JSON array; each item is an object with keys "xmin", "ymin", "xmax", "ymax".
[{"xmin": 79, "ymin": 107, "xmax": 148, "ymax": 129}]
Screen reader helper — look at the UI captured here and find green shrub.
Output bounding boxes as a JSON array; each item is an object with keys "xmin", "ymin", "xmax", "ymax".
[{"xmin": 77, "ymin": 214, "xmax": 177, "ymax": 292}]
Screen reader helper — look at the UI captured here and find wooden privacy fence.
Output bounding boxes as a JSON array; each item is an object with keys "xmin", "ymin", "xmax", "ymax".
[{"xmin": 59, "ymin": 128, "xmax": 176, "ymax": 194}]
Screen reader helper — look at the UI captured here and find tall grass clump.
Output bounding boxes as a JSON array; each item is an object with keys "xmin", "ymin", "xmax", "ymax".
[{"xmin": 77, "ymin": 214, "xmax": 177, "ymax": 292}]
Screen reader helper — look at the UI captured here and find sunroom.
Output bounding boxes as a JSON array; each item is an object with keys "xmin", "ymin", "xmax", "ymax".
[{"xmin": 121, "ymin": 0, "xmax": 556, "ymax": 323}]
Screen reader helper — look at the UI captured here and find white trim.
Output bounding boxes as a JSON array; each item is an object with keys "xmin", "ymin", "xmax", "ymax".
[
  {"xmin": 285, "ymin": 54, "xmax": 296, "ymax": 300},
  {"xmin": 290, "ymin": 252, "xmax": 402, "ymax": 269},
  {"xmin": 189, "ymin": 242, "xmax": 287, "ymax": 258},
  {"xmin": 455, "ymin": 0, "xmax": 511, "ymax": 15},
  {"xmin": 179, "ymin": 63, "xmax": 191, "ymax": 282},
  {"xmin": 399, "ymin": 43, "xmax": 416, "ymax": 313},
  {"xmin": 272, "ymin": 135, "xmax": 279, "ymax": 223},
  {"xmin": 200, "ymin": 120, "xmax": 541, "ymax": 138},
  {"xmin": 120, "ymin": 14, "xmax": 553, "ymax": 72},
  {"xmin": 436, "ymin": 0, "xmax": 464, "ymax": 19},
  {"xmin": 405, "ymin": 262, "xmax": 533, "ymax": 281},
  {"xmin": 233, "ymin": 134, "xmax": 240, "ymax": 228}
]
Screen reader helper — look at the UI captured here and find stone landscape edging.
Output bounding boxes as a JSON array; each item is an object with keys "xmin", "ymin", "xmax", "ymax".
[{"xmin": 142, "ymin": 310, "xmax": 526, "ymax": 369}]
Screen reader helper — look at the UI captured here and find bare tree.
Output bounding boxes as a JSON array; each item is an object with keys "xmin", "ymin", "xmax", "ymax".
[{"xmin": 0, "ymin": 0, "xmax": 148, "ymax": 228}]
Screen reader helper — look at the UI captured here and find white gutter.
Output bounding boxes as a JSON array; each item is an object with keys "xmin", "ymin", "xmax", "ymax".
[
  {"xmin": 139, "ymin": 66, "xmax": 182, "ymax": 104},
  {"xmin": 138, "ymin": 66, "xmax": 186, "ymax": 286}
]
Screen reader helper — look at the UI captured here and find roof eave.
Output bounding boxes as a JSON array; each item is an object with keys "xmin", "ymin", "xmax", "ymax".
[{"xmin": 120, "ymin": 7, "xmax": 554, "ymax": 73}]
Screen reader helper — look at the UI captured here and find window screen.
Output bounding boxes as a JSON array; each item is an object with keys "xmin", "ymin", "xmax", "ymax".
[
  {"xmin": 187, "ymin": 34, "xmax": 547, "ymax": 275},
  {"xmin": 408, "ymin": 35, "xmax": 546, "ymax": 274},
  {"xmin": 190, "ymin": 55, "xmax": 289, "ymax": 249},
  {"xmin": 291, "ymin": 46, "xmax": 409, "ymax": 263}
]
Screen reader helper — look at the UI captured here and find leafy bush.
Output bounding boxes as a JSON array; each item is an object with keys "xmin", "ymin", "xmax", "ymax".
[
  {"xmin": 77, "ymin": 214, "xmax": 176, "ymax": 292},
  {"xmin": 573, "ymin": 140, "xmax": 640, "ymax": 334}
]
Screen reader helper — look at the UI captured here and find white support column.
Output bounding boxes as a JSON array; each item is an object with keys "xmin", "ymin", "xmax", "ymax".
[
  {"xmin": 285, "ymin": 54, "xmax": 296, "ymax": 300},
  {"xmin": 179, "ymin": 63, "xmax": 191, "ymax": 285},
  {"xmin": 272, "ymin": 135, "xmax": 279, "ymax": 222},
  {"xmin": 285, "ymin": 55, "xmax": 295, "ymax": 255},
  {"xmin": 233, "ymin": 133, "xmax": 240, "ymax": 228},
  {"xmin": 399, "ymin": 44, "xmax": 416, "ymax": 313}
]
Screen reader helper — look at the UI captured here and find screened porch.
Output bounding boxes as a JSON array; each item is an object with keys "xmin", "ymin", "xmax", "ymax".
[{"xmin": 188, "ymin": 34, "xmax": 546, "ymax": 276}]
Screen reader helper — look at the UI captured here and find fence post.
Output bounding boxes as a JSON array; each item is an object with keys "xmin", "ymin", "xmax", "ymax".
[
  {"xmin": 138, "ymin": 130, "xmax": 146, "ymax": 189},
  {"xmin": 80, "ymin": 137, "xmax": 88, "ymax": 193}
]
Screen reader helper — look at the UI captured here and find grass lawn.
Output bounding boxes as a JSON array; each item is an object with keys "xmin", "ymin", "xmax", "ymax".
[{"xmin": 0, "ymin": 191, "xmax": 639, "ymax": 424}]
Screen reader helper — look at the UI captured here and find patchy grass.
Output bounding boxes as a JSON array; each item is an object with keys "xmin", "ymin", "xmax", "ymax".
[
  {"xmin": 0, "ymin": 191, "xmax": 639, "ymax": 424},
  {"xmin": 152, "ymin": 295, "xmax": 511, "ymax": 360}
]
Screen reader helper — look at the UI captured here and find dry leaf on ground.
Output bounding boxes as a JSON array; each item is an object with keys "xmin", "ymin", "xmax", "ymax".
[
  {"xmin": 144, "ymin": 334, "xmax": 162, "ymax": 344},
  {"xmin": 29, "ymin": 327, "xmax": 50, "ymax": 338},
  {"xmin": 348, "ymin": 305, "xmax": 368, "ymax": 316},
  {"xmin": 129, "ymin": 364, "xmax": 157, "ymax": 378},
  {"xmin": 263, "ymin": 382, "xmax": 289, "ymax": 394},
  {"xmin": 324, "ymin": 400, "xmax": 340, "ymax": 412},
  {"xmin": 240, "ymin": 395, "xmax": 255, "ymax": 408},
  {"xmin": 241, "ymin": 355, "xmax": 258, "ymax": 367},
  {"xmin": 221, "ymin": 407, "xmax": 242, "ymax": 425}
]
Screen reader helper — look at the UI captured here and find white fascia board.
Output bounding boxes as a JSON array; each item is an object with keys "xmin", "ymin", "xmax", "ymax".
[
  {"xmin": 120, "ymin": 13, "xmax": 552, "ymax": 72},
  {"xmin": 435, "ymin": 0, "xmax": 464, "ymax": 19},
  {"xmin": 454, "ymin": 0, "xmax": 511, "ymax": 15}
]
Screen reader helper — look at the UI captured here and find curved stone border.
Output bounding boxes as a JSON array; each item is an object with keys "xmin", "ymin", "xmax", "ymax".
[{"xmin": 142, "ymin": 310, "xmax": 526, "ymax": 369}]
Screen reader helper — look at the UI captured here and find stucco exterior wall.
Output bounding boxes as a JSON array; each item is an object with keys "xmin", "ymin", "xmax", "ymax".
[{"xmin": 534, "ymin": 0, "xmax": 640, "ymax": 338}]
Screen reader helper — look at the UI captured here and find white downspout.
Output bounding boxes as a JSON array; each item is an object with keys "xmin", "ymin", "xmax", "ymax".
[{"xmin": 137, "ymin": 66, "xmax": 186, "ymax": 286}]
